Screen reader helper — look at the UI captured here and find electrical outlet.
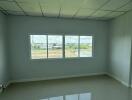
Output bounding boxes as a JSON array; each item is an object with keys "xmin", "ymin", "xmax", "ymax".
[{"xmin": 0, "ymin": 84, "xmax": 3, "ymax": 88}]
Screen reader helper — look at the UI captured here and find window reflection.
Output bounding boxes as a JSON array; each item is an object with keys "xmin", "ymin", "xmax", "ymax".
[{"xmin": 40, "ymin": 93, "xmax": 91, "ymax": 100}]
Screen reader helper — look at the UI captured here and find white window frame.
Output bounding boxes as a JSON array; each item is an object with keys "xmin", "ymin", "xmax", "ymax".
[{"xmin": 29, "ymin": 34, "xmax": 94, "ymax": 60}]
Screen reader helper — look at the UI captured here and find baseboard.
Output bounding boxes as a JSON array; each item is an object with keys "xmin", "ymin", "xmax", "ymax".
[
  {"xmin": 106, "ymin": 73, "xmax": 130, "ymax": 87},
  {"xmin": 10, "ymin": 72, "xmax": 106, "ymax": 83},
  {"xmin": 4, "ymin": 72, "xmax": 131, "ymax": 90}
]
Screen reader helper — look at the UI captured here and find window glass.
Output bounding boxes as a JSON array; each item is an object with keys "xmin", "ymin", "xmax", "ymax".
[
  {"xmin": 65, "ymin": 36, "xmax": 79, "ymax": 58},
  {"xmin": 30, "ymin": 35, "xmax": 47, "ymax": 59},
  {"xmin": 80, "ymin": 36, "xmax": 92, "ymax": 57},
  {"xmin": 48, "ymin": 35, "xmax": 63, "ymax": 58}
]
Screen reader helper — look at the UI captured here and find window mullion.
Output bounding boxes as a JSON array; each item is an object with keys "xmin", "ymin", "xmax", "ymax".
[
  {"xmin": 47, "ymin": 35, "xmax": 48, "ymax": 59},
  {"xmin": 78, "ymin": 36, "xmax": 80, "ymax": 57},
  {"xmin": 63, "ymin": 35, "xmax": 65, "ymax": 58}
]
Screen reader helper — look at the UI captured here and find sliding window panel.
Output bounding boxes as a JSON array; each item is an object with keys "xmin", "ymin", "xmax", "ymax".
[
  {"xmin": 48, "ymin": 35, "xmax": 63, "ymax": 58},
  {"xmin": 30, "ymin": 35, "xmax": 47, "ymax": 59},
  {"xmin": 80, "ymin": 36, "xmax": 92, "ymax": 57},
  {"xmin": 65, "ymin": 36, "xmax": 79, "ymax": 58}
]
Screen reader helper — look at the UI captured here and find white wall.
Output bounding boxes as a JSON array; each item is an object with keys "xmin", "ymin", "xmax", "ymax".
[
  {"xmin": 109, "ymin": 11, "xmax": 132, "ymax": 86},
  {"xmin": 7, "ymin": 16, "xmax": 108, "ymax": 82},
  {"xmin": 0, "ymin": 12, "xmax": 9, "ymax": 85},
  {"xmin": 1, "ymin": 11, "xmax": 132, "ymax": 86}
]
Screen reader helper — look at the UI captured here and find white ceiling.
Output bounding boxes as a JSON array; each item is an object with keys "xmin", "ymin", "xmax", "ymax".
[{"xmin": 0, "ymin": 0, "xmax": 132, "ymax": 20}]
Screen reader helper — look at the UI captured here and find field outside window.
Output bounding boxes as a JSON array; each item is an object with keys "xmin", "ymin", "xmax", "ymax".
[
  {"xmin": 30, "ymin": 35, "xmax": 47, "ymax": 59},
  {"xmin": 65, "ymin": 36, "xmax": 79, "ymax": 58}
]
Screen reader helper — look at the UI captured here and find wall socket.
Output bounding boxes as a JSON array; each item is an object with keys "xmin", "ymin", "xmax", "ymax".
[
  {"xmin": 0, "ymin": 84, "xmax": 3, "ymax": 88},
  {"xmin": 0, "ymin": 85, "xmax": 3, "ymax": 93}
]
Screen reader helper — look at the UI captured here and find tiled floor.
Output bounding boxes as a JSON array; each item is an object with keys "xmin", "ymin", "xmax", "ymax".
[{"xmin": 0, "ymin": 75, "xmax": 132, "ymax": 100}]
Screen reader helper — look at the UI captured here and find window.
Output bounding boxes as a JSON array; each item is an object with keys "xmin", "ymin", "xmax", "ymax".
[
  {"xmin": 48, "ymin": 35, "xmax": 63, "ymax": 58},
  {"xmin": 30, "ymin": 35, "xmax": 47, "ymax": 59},
  {"xmin": 65, "ymin": 36, "xmax": 79, "ymax": 58},
  {"xmin": 80, "ymin": 36, "xmax": 92, "ymax": 57},
  {"xmin": 30, "ymin": 35, "xmax": 93, "ymax": 59}
]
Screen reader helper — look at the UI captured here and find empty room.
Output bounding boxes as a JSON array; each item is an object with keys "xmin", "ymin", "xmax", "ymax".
[{"xmin": 0, "ymin": 0, "xmax": 132, "ymax": 100}]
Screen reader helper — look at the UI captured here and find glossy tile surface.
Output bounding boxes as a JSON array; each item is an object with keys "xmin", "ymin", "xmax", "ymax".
[
  {"xmin": 0, "ymin": 75, "xmax": 132, "ymax": 100},
  {"xmin": 40, "ymin": 92, "xmax": 91, "ymax": 100}
]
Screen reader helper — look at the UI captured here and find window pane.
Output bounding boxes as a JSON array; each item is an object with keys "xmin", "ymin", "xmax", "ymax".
[
  {"xmin": 65, "ymin": 36, "xmax": 79, "ymax": 58},
  {"xmin": 48, "ymin": 35, "xmax": 63, "ymax": 58},
  {"xmin": 30, "ymin": 35, "xmax": 47, "ymax": 59},
  {"xmin": 80, "ymin": 36, "xmax": 92, "ymax": 57}
]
